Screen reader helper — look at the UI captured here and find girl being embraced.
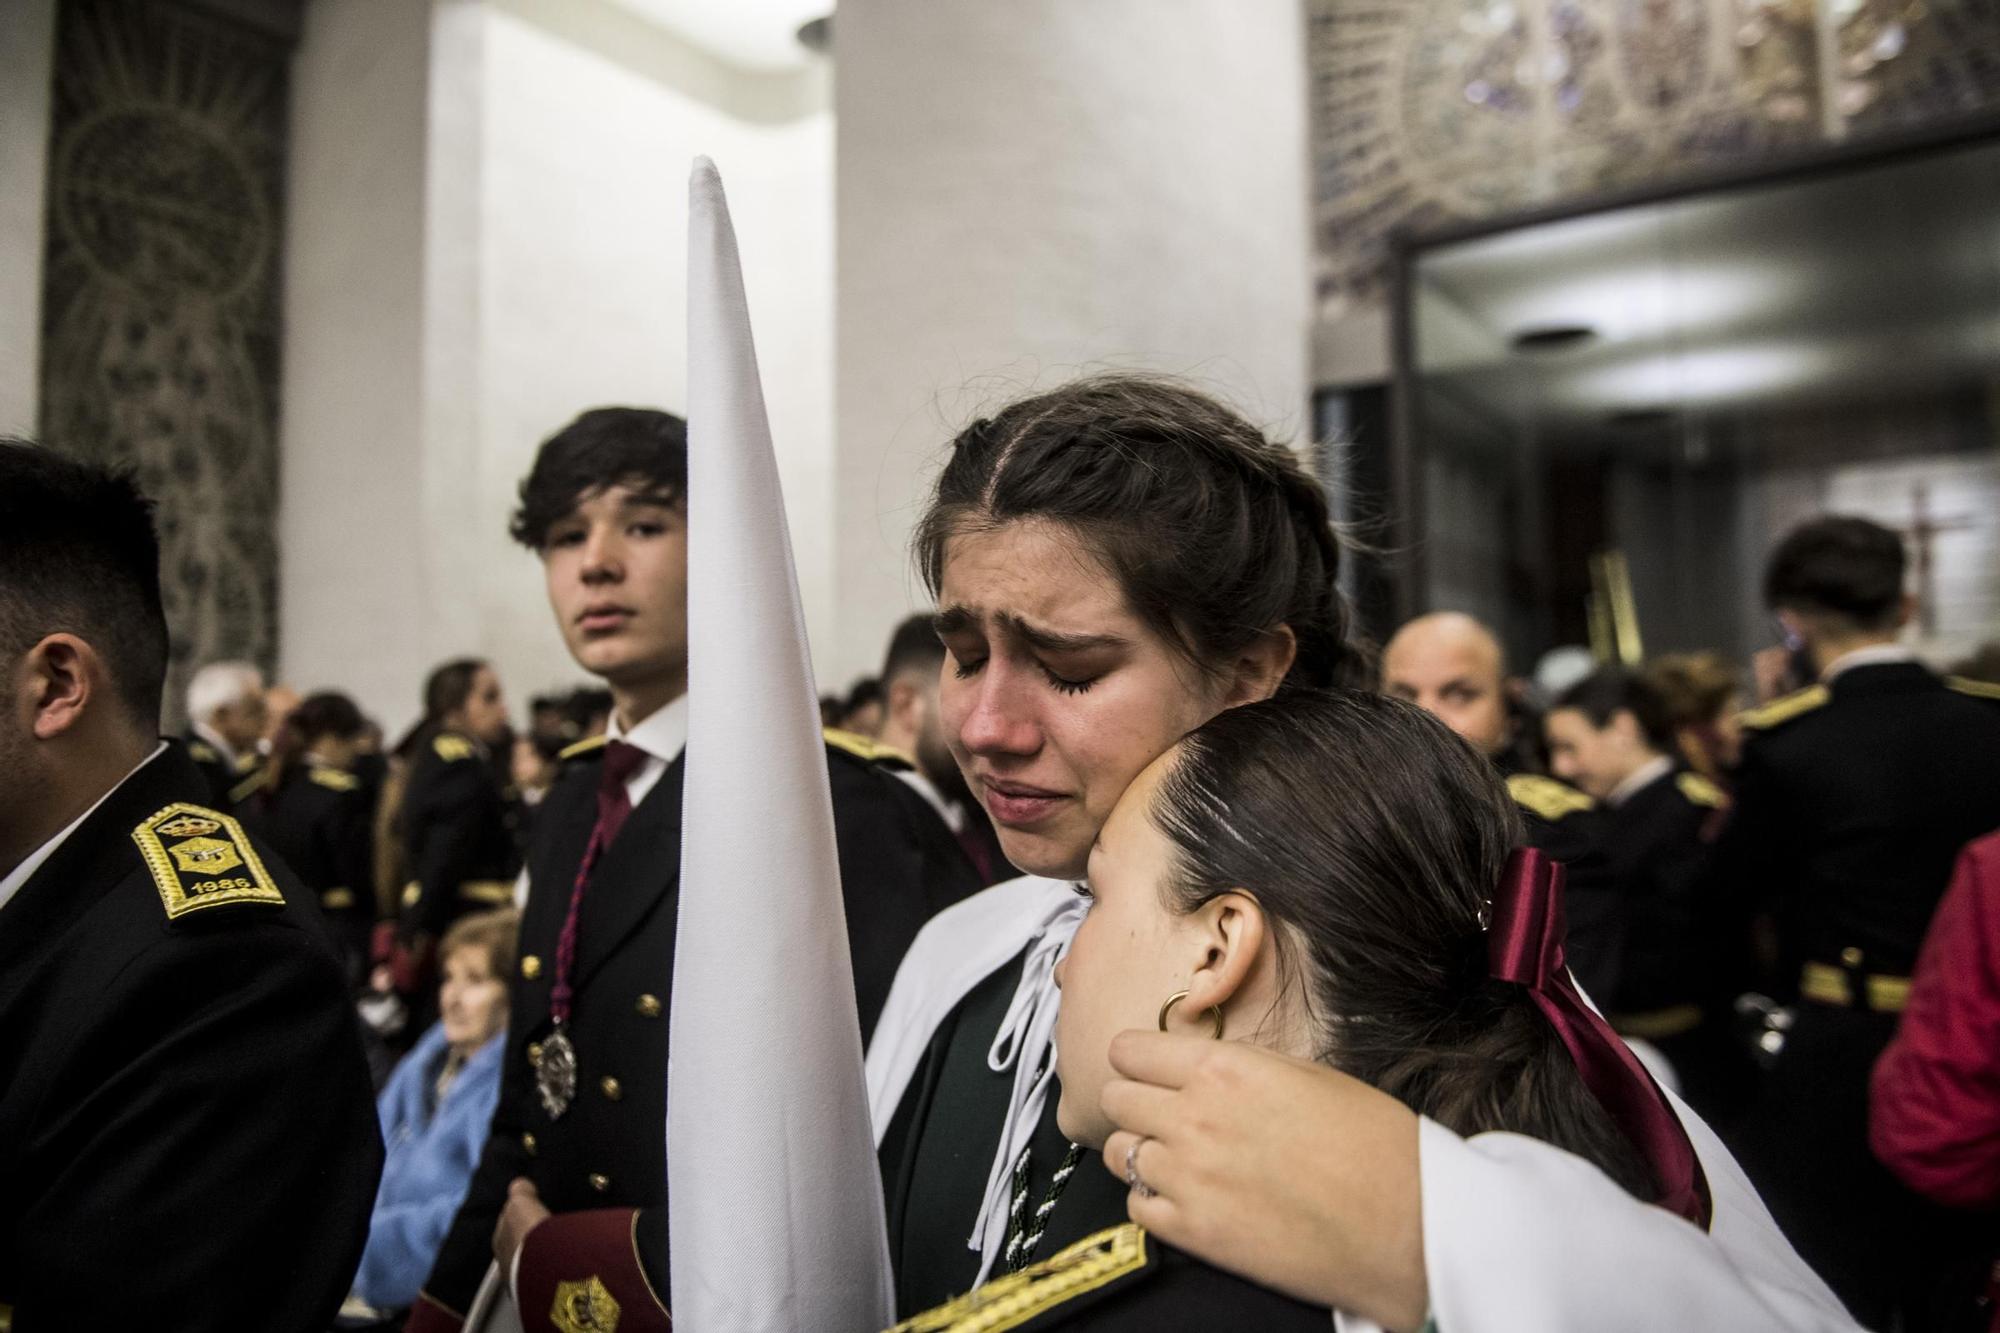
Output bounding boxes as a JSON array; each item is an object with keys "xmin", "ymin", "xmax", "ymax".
[{"xmin": 893, "ymin": 691, "xmax": 1840, "ymax": 1329}]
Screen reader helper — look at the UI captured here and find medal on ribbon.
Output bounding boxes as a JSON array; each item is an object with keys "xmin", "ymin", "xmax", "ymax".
[{"xmin": 536, "ymin": 1022, "xmax": 579, "ymax": 1119}]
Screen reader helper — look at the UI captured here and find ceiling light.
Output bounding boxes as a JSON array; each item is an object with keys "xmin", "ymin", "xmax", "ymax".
[{"xmin": 1511, "ymin": 324, "xmax": 1598, "ymax": 353}]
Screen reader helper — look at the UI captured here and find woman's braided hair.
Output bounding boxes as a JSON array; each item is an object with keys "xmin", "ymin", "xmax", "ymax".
[{"xmin": 914, "ymin": 375, "xmax": 1357, "ymax": 691}]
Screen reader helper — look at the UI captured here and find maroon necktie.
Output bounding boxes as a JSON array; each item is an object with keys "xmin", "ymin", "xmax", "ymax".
[{"xmin": 550, "ymin": 740, "xmax": 648, "ymax": 1026}]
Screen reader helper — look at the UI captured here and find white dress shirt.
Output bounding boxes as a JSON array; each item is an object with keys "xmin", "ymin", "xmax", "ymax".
[
  {"xmin": 604, "ymin": 693, "xmax": 690, "ymax": 809},
  {"xmin": 0, "ymin": 742, "xmax": 170, "ymax": 918},
  {"xmin": 1605, "ymin": 754, "xmax": 1674, "ymax": 810}
]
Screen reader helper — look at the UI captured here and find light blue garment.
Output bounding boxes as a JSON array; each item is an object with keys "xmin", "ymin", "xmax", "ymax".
[{"xmin": 351, "ymin": 1021, "xmax": 505, "ymax": 1310}]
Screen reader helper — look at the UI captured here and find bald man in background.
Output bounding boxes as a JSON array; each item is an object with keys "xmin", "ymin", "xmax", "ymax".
[{"xmin": 1381, "ymin": 612, "xmax": 1625, "ymax": 1003}]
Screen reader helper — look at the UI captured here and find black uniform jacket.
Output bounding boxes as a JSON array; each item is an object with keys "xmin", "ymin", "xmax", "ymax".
[
  {"xmin": 415, "ymin": 735, "xmax": 958, "ymax": 1327},
  {"xmin": 1505, "ymin": 770, "xmax": 1624, "ymax": 1004},
  {"xmin": 0, "ymin": 746, "xmax": 383, "ymax": 1332},
  {"xmin": 396, "ymin": 730, "xmax": 522, "ymax": 943},
  {"xmin": 886, "ymin": 1223, "xmax": 1330, "ymax": 1332},
  {"xmin": 1714, "ymin": 663, "xmax": 2000, "ymax": 991},
  {"xmin": 883, "ymin": 940, "xmax": 1133, "ymax": 1314},
  {"xmin": 1603, "ymin": 766, "xmax": 1728, "ymax": 1016},
  {"xmin": 248, "ymin": 761, "xmax": 378, "ymax": 970}
]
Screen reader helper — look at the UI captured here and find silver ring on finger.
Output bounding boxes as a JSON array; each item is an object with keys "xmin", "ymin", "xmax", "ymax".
[{"xmin": 1124, "ymin": 1135, "xmax": 1158, "ymax": 1199}]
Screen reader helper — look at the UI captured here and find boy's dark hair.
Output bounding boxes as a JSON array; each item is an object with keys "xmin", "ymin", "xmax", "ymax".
[
  {"xmin": 1552, "ymin": 668, "xmax": 1674, "ymax": 752},
  {"xmin": 914, "ymin": 375, "xmax": 1355, "ymax": 692},
  {"xmin": 1763, "ymin": 515, "xmax": 1906, "ymax": 631},
  {"xmin": 882, "ymin": 613, "xmax": 946, "ymax": 686},
  {"xmin": 1152, "ymin": 690, "xmax": 1660, "ymax": 1205},
  {"xmin": 844, "ymin": 677, "xmax": 883, "ymax": 714},
  {"xmin": 0, "ymin": 440, "xmax": 170, "ymax": 727},
  {"xmin": 509, "ymin": 408, "xmax": 689, "ymax": 549}
]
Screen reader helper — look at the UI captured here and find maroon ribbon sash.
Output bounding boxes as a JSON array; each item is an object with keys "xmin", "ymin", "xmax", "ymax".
[{"xmin": 1488, "ymin": 847, "xmax": 1713, "ymax": 1227}]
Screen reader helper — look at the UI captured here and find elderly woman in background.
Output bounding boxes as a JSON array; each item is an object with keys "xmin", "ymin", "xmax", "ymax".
[{"xmin": 349, "ymin": 908, "xmax": 518, "ymax": 1317}]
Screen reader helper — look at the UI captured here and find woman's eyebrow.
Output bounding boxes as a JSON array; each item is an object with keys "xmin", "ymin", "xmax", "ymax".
[
  {"xmin": 932, "ymin": 606, "xmax": 978, "ymax": 637},
  {"xmin": 997, "ymin": 612, "xmax": 1128, "ymax": 654}
]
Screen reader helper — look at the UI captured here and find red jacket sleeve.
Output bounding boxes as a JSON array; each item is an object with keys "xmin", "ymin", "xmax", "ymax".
[{"xmin": 1871, "ymin": 832, "xmax": 2000, "ymax": 1207}]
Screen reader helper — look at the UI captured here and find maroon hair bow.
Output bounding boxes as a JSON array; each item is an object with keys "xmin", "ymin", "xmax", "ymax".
[{"xmin": 1487, "ymin": 847, "xmax": 1713, "ymax": 1227}]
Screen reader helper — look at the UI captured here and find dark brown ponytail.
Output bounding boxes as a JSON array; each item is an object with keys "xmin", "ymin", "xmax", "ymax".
[{"xmin": 1150, "ymin": 690, "xmax": 1659, "ymax": 1202}]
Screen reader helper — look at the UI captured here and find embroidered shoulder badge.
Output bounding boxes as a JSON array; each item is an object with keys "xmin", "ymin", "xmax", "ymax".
[
  {"xmin": 1676, "ymin": 772, "xmax": 1727, "ymax": 810},
  {"xmin": 433, "ymin": 734, "xmax": 475, "ymax": 762},
  {"xmin": 888, "ymin": 1224, "xmax": 1150, "ymax": 1332},
  {"xmin": 133, "ymin": 803, "xmax": 285, "ymax": 920},
  {"xmin": 309, "ymin": 767, "xmax": 360, "ymax": 792},
  {"xmin": 1948, "ymin": 675, "xmax": 2000, "ymax": 702},
  {"xmin": 1739, "ymin": 684, "xmax": 1830, "ymax": 731},
  {"xmin": 558, "ymin": 733, "xmax": 608, "ymax": 763},
  {"xmin": 1507, "ymin": 773, "xmax": 1595, "ymax": 822},
  {"xmin": 550, "ymin": 1274, "xmax": 621, "ymax": 1333}
]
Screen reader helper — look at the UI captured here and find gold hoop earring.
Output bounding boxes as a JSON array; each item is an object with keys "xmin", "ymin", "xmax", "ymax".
[{"xmin": 1157, "ymin": 989, "xmax": 1224, "ymax": 1039}]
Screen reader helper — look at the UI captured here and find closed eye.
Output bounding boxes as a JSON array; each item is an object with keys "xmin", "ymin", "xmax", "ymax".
[{"xmin": 1041, "ymin": 665, "xmax": 1096, "ymax": 695}]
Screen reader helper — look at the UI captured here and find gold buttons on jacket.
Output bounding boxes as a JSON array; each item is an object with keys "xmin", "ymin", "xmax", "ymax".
[
  {"xmin": 635, "ymin": 993, "xmax": 662, "ymax": 1018},
  {"xmin": 600, "ymin": 1076, "xmax": 623, "ymax": 1101},
  {"xmin": 1841, "ymin": 946, "xmax": 1865, "ymax": 968},
  {"xmin": 588, "ymin": 1172, "xmax": 610, "ymax": 1193},
  {"xmin": 521, "ymin": 955, "xmax": 543, "ymax": 980},
  {"xmin": 522, "ymin": 1132, "xmax": 537, "ymax": 1156},
  {"xmin": 527, "ymin": 1041, "xmax": 543, "ymax": 1066}
]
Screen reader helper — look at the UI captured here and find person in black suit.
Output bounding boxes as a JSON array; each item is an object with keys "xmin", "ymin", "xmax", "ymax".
[
  {"xmin": 178, "ymin": 658, "xmax": 268, "ymax": 805},
  {"xmin": 873, "ymin": 612, "xmax": 1013, "ymax": 898},
  {"xmin": 386, "ymin": 658, "xmax": 522, "ymax": 1026},
  {"xmin": 1718, "ymin": 514, "xmax": 2000, "ymax": 1329},
  {"xmin": 408, "ymin": 407, "xmax": 949, "ymax": 1333},
  {"xmin": 1380, "ymin": 611, "xmax": 1625, "ymax": 1003},
  {"xmin": 1545, "ymin": 666, "xmax": 1745, "ymax": 1121},
  {"xmin": 0, "ymin": 440, "xmax": 382, "ymax": 1332},
  {"xmin": 243, "ymin": 689, "xmax": 378, "ymax": 985}
]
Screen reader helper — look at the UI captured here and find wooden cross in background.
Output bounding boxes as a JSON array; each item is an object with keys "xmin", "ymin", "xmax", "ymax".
[{"xmin": 1896, "ymin": 481, "xmax": 1977, "ymax": 638}]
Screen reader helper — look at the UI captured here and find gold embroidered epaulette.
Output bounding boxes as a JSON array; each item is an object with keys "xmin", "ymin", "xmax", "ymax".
[
  {"xmin": 1738, "ymin": 684, "xmax": 1829, "ymax": 731},
  {"xmin": 1948, "ymin": 676, "xmax": 2000, "ymax": 702},
  {"xmin": 1676, "ymin": 771, "xmax": 1727, "ymax": 810},
  {"xmin": 888, "ymin": 1224, "xmax": 1150, "ymax": 1332},
  {"xmin": 433, "ymin": 733, "xmax": 476, "ymax": 762},
  {"xmin": 231, "ymin": 751, "xmax": 261, "ymax": 774},
  {"xmin": 558, "ymin": 733, "xmax": 608, "ymax": 762},
  {"xmin": 1507, "ymin": 773, "xmax": 1594, "ymax": 822},
  {"xmin": 133, "ymin": 804, "xmax": 285, "ymax": 920},
  {"xmin": 309, "ymin": 767, "xmax": 360, "ymax": 792},
  {"xmin": 187, "ymin": 739, "xmax": 219, "ymax": 764},
  {"xmin": 822, "ymin": 727, "xmax": 915, "ymax": 769}
]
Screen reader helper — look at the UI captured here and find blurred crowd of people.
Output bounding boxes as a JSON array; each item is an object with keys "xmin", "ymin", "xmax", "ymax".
[{"xmin": 7, "ymin": 380, "xmax": 2000, "ymax": 1333}]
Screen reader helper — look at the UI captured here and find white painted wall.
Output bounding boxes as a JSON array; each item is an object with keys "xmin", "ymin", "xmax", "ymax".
[
  {"xmin": 283, "ymin": 0, "xmax": 832, "ymax": 735},
  {"xmin": 0, "ymin": 0, "xmax": 55, "ymax": 436},
  {"xmin": 832, "ymin": 0, "xmax": 1315, "ymax": 684},
  {"xmin": 282, "ymin": 0, "xmax": 435, "ymax": 733}
]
